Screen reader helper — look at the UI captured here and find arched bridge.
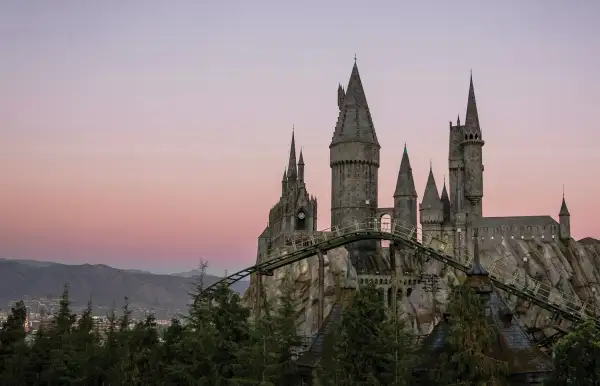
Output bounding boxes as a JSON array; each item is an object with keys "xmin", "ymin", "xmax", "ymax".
[{"xmin": 203, "ymin": 218, "xmax": 600, "ymax": 327}]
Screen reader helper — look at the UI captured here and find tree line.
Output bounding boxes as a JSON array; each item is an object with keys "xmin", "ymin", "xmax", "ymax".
[{"xmin": 0, "ymin": 268, "xmax": 599, "ymax": 385}]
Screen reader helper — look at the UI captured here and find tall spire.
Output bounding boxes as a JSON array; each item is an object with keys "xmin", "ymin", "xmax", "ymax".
[
  {"xmin": 287, "ymin": 129, "xmax": 297, "ymax": 180},
  {"xmin": 331, "ymin": 60, "xmax": 379, "ymax": 146},
  {"xmin": 465, "ymin": 73, "xmax": 480, "ymax": 130},
  {"xmin": 394, "ymin": 144, "xmax": 417, "ymax": 197}
]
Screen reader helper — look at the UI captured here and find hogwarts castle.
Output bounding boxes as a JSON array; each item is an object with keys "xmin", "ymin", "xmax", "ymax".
[{"xmin": 256, "ymin": 60, "xmax": 571, "ymax": 272}]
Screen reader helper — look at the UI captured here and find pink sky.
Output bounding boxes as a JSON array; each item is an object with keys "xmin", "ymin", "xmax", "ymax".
[{"xmin": 1, "ymin": 1, "xmax": 599, "ymax": 274}]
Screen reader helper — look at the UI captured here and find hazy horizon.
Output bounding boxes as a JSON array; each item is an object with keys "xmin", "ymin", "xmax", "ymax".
[{"xmin": 2, "ymin": 0, "xmax": 599, "ymax": 275}]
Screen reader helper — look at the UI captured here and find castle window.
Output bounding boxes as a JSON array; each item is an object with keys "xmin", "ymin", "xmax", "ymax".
[
  {"xmin": 465, "ymin": 134, "xmax": 468, "ymax": 140},
  {"xmin": 469, "ymin": 134, "xmax": 473, "ymax": 140},
  {"xmin": 475, "ymin": 134, "xmax": 479, "ymax": 139},
  {"xmin": 511, "ymin": 235, "xmax": 514, "ymax": 239},
  {"xmin": 521, "ymin": 235, "xmax": 524, "ymax": 239},
  {"xmin": 491, "ymin": 236, "xmax": 494, "ymax": 240}
]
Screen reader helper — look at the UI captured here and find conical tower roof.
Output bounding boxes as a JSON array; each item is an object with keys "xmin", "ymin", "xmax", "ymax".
[
  {"xmin": 440, "ymin": 178, "xmax": 451, "ymax": 222},
  {"xmin": 331, "ymin": 61, "xmax": 379, "ymax": 147},
  {"xmin": 465, "ymin": 73, "xmax": 481, "ymax": 132},
  {"xmin": 394, "ymin": 144, "xmax": 417, "ymax": 197},
  {"xmin": 421, "ymin": 165, "xmax": 442, "ymax": 210},
  {"xmin": 560, "ymin": 196, "xmax": 570, "ymax": 216}
]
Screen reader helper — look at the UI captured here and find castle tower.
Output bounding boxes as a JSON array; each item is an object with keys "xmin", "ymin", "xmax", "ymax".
[
  {"xmin": 559, "ymin": 194, "xmax": 571, "ymax": 241},
  {"xmin": 330, "ymin": 60, "xmax": 380, "ymax": 268},
  {"xmin": 393, "ymin": 144, "xmax": 418, "ymax": 237},
  {"xmin": 420, "ymin": 164, "xmax": 444, "ymax": 244},
  {"xmin": 462, "ymin": 74, "xmax": 485, "ymax": 220}
]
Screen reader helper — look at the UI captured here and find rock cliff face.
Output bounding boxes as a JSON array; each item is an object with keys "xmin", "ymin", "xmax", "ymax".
[
  {"xmin": 243, "ymin": 237, "xmax": 600, "ymax": 339},
  {"xmin": 242, "ymin": 247, "xmax": 356, "ymax": 338}
]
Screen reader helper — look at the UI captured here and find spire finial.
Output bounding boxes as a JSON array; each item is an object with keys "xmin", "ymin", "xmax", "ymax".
[
  {"xmin": 430, "ymin": 159, "xmax": 432, "ymax": 170},
  {"xmin": 562, "ymin": 184, "xmax": 565, "ymax": 198},
  {"xmin": 354, "ymin": 53, "xmax": 357, "ymax": 63}
]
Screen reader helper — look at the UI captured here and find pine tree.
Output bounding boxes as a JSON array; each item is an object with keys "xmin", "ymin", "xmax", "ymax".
[
  {"xmin": 34, "ymin": 284, "xmax": 79, "ymax": 385},
  {"xmin": 165, "ymin": 261, "xmax": 220, "ymax": 385},
  {"xmin": 69, "ymin": 299, "xmax": 102, "ymax": 385},
  {"xmin": 427, "ymin": 283, "xmax": 509, "ymax": 386},
  {"xmin": 0, "ymin": 300, "xmax": 29, "ymax": 385},
  {"xmin": 211, "ymin": 282, "xmax": 252, "ymax": 383},
  {"xmin": 317, "ymin": 284, "xmax": 414, "ymax": 386}
]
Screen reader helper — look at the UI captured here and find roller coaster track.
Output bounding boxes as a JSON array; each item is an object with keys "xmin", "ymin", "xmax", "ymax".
[{"xmin": 203, "ymin": 218, "xmax": 600, "ymax": 327}]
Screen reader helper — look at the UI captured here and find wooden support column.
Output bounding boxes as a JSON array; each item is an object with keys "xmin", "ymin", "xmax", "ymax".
[{"xmin": 316, "ymin": 249, "xmax": 325, "ymax": 329}]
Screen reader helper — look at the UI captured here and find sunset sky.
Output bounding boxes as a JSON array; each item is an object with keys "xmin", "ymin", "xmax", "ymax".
[{"xmin": 1, "ymin": 0, "xmax": 599, "ymax": 275}]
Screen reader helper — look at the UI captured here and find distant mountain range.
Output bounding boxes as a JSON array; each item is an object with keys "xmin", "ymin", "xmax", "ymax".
[{"xmin": 0, "ymin": 258, "xmax": 249, "ymax": 315}]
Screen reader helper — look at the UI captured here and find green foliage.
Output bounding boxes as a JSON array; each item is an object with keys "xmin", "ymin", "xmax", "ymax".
[
  {"xmin": 317, "ymin": 284, "xmax": 414, "ymax": 386},
  {"xmin": 423, "ymin": 282, "xmax": 509, "ymax": 386},
  {"xmin": 549, "ymin": 319, "xmax": 600, "ymax": 385},
  {"xmin": 1, "ymin": 268, "xmax": 598, "ymax": 386}
]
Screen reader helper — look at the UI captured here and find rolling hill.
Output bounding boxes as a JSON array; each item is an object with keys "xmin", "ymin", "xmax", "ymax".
[{"xmin": 0, "ymin": 259, "xmax": 249, "ymax": 315}]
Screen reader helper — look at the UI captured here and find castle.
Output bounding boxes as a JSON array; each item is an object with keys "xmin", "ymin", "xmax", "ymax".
[{"xmin": 256, "ymin": 61, "xmax": 571, "ymax": 273}]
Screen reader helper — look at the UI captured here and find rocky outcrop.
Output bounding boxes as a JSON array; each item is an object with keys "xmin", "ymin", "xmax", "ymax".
[
  {"xmin": 242, "ymin": 247, "xmax": 357, "ymax": 338},
  {"xmin": 243, "ymin": 237, "xmax": 600, "ymax": 340},
  {"xmin": 407, "ymin": 237, "xmax": 600, "ymax": 335}
]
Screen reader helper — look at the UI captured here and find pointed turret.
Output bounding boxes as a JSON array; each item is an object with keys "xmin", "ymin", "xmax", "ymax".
[
  {"xmin": 330, "ymin": 61, "xmax": 379, "ymax": 146},
  {"xmin": 464, "ymin": 73, "xmax": 480, "ymax": 133},
  {"xmin": 420, "ymin": 165, "xmax": 444, "ymax": 225},
  {"xmin": 298, "ymin": 149, "xmax": 305, "ymax": 183},
  {"xmin": 422, "ymin": 166, "xmax": 443, "ymax": 209},
  {"xmin": 337, "ymin": 83, "xmax": 345, "ymax": 110},
  {"xmin": 560, "ymin": 196, "xmax": 570, "ymax": 216},
  {"xmin": 394, "ymin": 144, "xmax": 417, "ymax": 197},
  {"xmin": 440, "ymin": 177, "xmax": 451, "ymax": 223},
  {"xmin": 281, "ymin": 168, "xmax": 287, "ymax": 196},
  {"xmin": 559, "ymin": 192, "xmax": 571, "ymax": 241},
  {"xmin": 393, "ymin": 144, "xmax": 418, "ymax": 235},
  {"xmin": 287, "ymin": 130, "xmax": 297, "ymax": 180}
]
